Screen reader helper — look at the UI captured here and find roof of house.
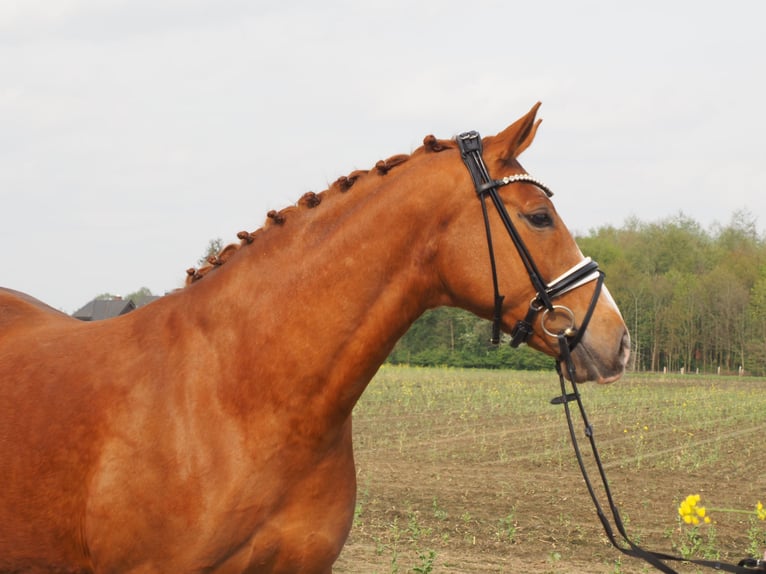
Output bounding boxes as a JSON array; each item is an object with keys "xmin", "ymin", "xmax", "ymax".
[{"xmin": 72, "ymin": 298, "xmax": 137, "ymax": 321}]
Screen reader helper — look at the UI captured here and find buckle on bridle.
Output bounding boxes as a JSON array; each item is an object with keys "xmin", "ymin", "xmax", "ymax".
[
  {"xmin": 509, "ymin": 298, "xmax": 545, "ymax": 348},
  {"xmin": 457, "ymin": 130, "xmax": 482, "ymax": 153},
  {"xmin": 509, "ymin": 319, "xmax": 534, "ymax": 348}
]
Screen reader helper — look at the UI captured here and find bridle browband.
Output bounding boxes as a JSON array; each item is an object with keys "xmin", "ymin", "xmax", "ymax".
[{"xmin": 457, "ymin": 130, "xmax": 765, "ymax": 573}]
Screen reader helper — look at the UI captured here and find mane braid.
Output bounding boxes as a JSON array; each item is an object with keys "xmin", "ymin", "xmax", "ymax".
[
  {"xmin": 333, "ymin": 170, "xmax": 368, "ymax": 193},
  {"xmin": 182, "ymin": 133, "xmax": 453, "ymax": 286},
  {"xmin": 375, "ymin": 154, "xmax": 409, "ymax": 175},
  {"xmin": 422, "ymin": 134, "xmax": 454, "ymax": 153},
  {"xmin": 298, "ymin": 192, "xmax": 321, "ymax": 208}
]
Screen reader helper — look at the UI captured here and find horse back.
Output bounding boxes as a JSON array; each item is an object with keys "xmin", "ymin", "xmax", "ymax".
[{"xmin": 0, "ymin": 287, "xmax": 73, "ymax": 332}]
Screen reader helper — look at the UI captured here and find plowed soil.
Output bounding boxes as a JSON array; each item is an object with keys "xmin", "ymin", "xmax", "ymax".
[{"xmin": 333, "ymin": 367, "xmax": 766, "ymax": 573}]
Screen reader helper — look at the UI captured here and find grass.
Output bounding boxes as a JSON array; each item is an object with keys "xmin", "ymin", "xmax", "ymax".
[{"xmin": 334, "ymin": 366, "xmax": 766, "ymax": 573}]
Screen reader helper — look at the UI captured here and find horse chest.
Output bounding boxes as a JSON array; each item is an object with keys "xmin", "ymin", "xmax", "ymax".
[{"xmin": 85, "ymin": 417, "xmax": 357, "ymax": 573}]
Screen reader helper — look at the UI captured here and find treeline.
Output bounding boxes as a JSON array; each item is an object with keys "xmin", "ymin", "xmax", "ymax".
[
  {"xmin": 388, "ymin": 211, "xmax": 766, "ymax": 376},
  {"xmin": 387, "ymin": 307, "xmax": 555, "ymax": 370}
]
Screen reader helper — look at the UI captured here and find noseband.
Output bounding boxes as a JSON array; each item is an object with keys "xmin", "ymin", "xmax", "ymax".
[
  {"xmin": 456, "ymin": 130, "xmax": 603, "ymax": 350},
  {"xmin": 457, "ymin": 130, "xmax": 764, "ymax": 573}
]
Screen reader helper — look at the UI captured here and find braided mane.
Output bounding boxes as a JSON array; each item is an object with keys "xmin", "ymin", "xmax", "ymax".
[{"xmin": 185, "ymin": 134, "xmax": 454, "ymax": 285}]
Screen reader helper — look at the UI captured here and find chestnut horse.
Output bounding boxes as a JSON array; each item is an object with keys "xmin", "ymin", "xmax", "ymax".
[{"xmin": 0, "ymin": 104, "xmax": 629, "ymax": 573}]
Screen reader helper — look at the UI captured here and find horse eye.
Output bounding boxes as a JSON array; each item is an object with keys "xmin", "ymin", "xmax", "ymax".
[{"xmin": 525, "ymin": 212, "xmax": 553, "ymax": 228}]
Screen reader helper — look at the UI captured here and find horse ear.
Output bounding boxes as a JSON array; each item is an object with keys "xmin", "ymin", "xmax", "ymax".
[{"xmin": 492, "ymin": 102, "xmax": 543, "ymax": 162}]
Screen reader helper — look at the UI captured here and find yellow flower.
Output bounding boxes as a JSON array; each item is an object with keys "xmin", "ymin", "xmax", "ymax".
[
  {"xmin": 757, "ymin": 501, "xmax": 766, "ymax": 521},
  {"xmin": 678, "ymin": 494, "xmax": 709, "ymax": 526}
]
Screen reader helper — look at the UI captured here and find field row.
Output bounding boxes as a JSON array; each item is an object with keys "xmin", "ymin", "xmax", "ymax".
[{"xmin": 335, "ymin": 366, "xmax": 766, "ymax": 573}]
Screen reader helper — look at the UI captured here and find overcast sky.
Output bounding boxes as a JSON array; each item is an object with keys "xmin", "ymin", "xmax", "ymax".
[{"xmin": 2, "ymin": 0, "xmax": 765, "ymax": 313}]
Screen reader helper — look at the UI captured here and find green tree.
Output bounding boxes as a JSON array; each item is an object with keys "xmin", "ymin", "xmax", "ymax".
[
  {"xmin": 747, "ymin": 268, "xmax": 766, "ymax": 372},
  {"xmin": 124, "ymin": 286, "xmax": 158, "ymax": 307},
  {"xmin": 198, "ymin": 238, "xmax": 224, "ymax": 266}
]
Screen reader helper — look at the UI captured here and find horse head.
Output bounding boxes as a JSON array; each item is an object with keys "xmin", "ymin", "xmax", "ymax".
[{"xmin": 432, "ymin": 103, "xmax": 630, "ymax": 383}]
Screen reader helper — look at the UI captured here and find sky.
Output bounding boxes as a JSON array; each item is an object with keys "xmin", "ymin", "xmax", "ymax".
[{"xmin": 2, "ymin": 0, "xmax": 765, "ymax": 313}]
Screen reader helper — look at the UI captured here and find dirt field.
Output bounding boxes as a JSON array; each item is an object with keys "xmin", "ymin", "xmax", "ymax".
[{"xmin": 333, "ymin": 367, "xmax": 766, "ymax": 573}]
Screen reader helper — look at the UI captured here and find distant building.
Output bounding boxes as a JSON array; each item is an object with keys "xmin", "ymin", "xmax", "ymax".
[
  {"xmin": 72, "ymin": 292, "xmax": 162, "ymax": 321},
  {"xmin": 72, "ymin": 298, "xmax": 136, "ymax": 321}
]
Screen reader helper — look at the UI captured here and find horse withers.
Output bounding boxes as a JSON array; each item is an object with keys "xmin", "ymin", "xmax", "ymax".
[{"xmin": 0, "ymin": 103, "xmax": 629, "ymax": 573}]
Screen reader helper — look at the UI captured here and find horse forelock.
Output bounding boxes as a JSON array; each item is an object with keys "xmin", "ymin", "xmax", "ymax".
[{"xmin": 183, "ymin": 135, "xmax": 455, "ymax": 285}]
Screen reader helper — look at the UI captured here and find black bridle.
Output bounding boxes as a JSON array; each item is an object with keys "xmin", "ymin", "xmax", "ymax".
[
  {"xmin": 457, "ymin": 130, "xmax": 765, "ymax": 573},
  {"xmin": 456, "ymin": 130, "xmax": 603, "ymax": 350}
]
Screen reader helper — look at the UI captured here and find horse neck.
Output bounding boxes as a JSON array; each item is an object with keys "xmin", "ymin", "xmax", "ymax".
[{"xmin": 183, "ymin": 169, "xmax": 449, "ymax": 423}]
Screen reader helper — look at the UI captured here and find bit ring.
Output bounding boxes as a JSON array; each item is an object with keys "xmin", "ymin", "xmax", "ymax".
[{"xmin": 541, "ymin": 305, "xmax": 577, "ymax": 338}]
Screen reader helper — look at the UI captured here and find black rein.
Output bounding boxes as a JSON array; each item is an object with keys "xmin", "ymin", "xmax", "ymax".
[{"xmin": 456, "ymin": 129, "xmax": 765, "ymax": 573}]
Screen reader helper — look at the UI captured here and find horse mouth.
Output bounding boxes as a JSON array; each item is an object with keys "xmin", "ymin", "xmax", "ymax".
[{"xmin": 568, "ymin": 329, "xmax": 631, "ymax": 384}]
